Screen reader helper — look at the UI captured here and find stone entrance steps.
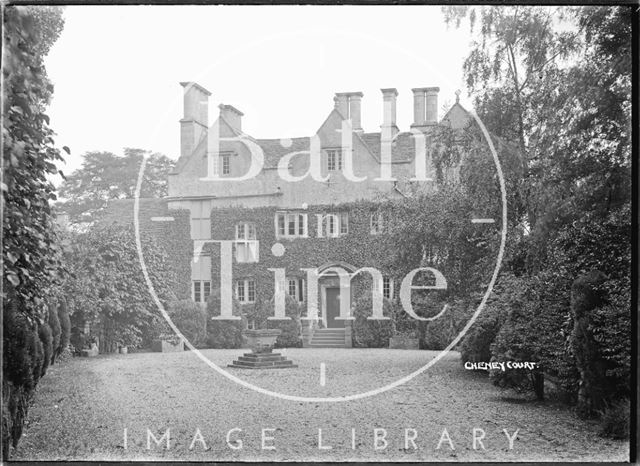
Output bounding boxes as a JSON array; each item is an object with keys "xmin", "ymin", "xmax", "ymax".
[
  {"xmin": 228, "ymin": 352, "xmax": 298, "ymax": 369},
  {"xmin": 309, "ymin": 328, "xmax": 346, "ymax": 348}
]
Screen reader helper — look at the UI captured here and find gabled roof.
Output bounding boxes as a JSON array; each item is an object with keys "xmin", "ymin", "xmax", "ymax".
[
  {"xmin": 255, "ymin": 137, "xmax": 310, "ymax": 168},
  {"xmin": 360, "ymin": 131, "xmax": 429, "ymax": 164},
  {"xmin": 172, "ymin": 100, "xmax": 497, "ymax": 175}
]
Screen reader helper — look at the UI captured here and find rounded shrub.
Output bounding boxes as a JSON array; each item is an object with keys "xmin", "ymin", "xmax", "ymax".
[
  {"xmin": 460, "ymin": 273, "xmax": 521, "ymax": 364},
  {"xmin": 47, "ymin": 304, "xmax": 61, "ymax": 364},
  {"xmin": 598, "ymin": 398, "xmax": 630, "ymax": 440},
  {"xmin": 167, "ymin": 299, "xmax": 208, "ymax": 348},
  {"xmin": 205, "ymin": 290, "xmax": 244, "ymax": 348},
  {"xmin": 268, "ymin": 295, "xmax": 303, "ymax": 348},
  {"xmin": 3, "ymin": 302, "xmax": 37, "ymax": 391},
  {"xmin": 37, "ymin": 322, "xmax": 53, "ymax": 377},
  {"xmin": 421, "ymin": 298, "xmax": 473, "ymax": 351},
  {"xmin": 570, "ymin": 270, "xmax": 611, "ymax": 417},
  {"xmin": 57, "ymin": 299, "xmax": 71, "ymax": 358},
  {"xmin": 27, "ymin": 327, "xmax": 44, "ymax": 390},
  {"xmin": 352, "ymin": 293, "xmax": 393, "ymax": 348}
]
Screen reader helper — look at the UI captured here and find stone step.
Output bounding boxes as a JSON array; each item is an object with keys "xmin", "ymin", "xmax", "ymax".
[
  {"xmin": 315, "ymin": 329, "xmax": 345, "ymax": 333},
  {"xmin": 230, "ymin": 359, "xmax": 295, "ymax": 368},
  {"xmin": 309, "ymin": 343, "xmax": 345, "ymax": 348},
  {"xmin": 228, "ymin": 363, "xmax": 298, "ymax": 369},
  {"xmin": 237, "ymin": 356, "xmax": 287, "ymax": 364},
  {"xmin": 238, "ymin": 353, "xmax": 285, "ymax": 361}
]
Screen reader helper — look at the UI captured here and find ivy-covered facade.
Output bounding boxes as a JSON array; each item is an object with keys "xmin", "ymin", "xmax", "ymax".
[{"xmin": 159, "ymin": 82, "xmax": 472, "ymax": 340}]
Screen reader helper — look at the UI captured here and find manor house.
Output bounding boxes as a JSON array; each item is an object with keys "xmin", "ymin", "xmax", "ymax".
[{"xmin": 158, "ymin": 82, "xmax": 473, "ymax": 347}]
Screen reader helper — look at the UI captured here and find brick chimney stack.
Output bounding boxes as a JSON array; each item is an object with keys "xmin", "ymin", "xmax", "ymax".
[
  {"xmin": 334, "ymin": 91, "xmax": 364, "ymax": 132},
  {"xmin": 411, "ymin": 87, "xmax": 439, "ymax": 129},
  {"xmin": 380, "ymin": 88, "xmax": 399, "ymax": 138},
  {"xmin": 180, "ymin": 81, "xmax": 211, "ymax": 158},
  {"xmin": 218, "ymin": 104, "xmax": 244, "ymax": 132},
  {"xmin": 380, "ymin": 88, "xmax": 398, "ymax": 168}
]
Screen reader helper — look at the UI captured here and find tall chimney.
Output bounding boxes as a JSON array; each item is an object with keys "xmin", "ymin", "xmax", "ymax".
[
  {"xmin": 380, "ymin": 88, "xmax": 399, "ymax": 138},
  {"xmin": 334, "ymin": 94, "xmax": 349, "ymax": 118},
  {"xmin": 411, "ymin": 87, "xmax": 439, "ymax": 128},
  {"xmin": 180, "ymin": 81, "xmax": 211, "ymax": 158},
  {"xmin": 380, "ymin": 88, "xmax": 398, "ymax": 172},
  {"xmin": 218, "ymin": 104, "xmax": 243, "ymax": 132},
  {"xmin": 335, "ymin": 92, "xmax": 363, "ymax": 132}
]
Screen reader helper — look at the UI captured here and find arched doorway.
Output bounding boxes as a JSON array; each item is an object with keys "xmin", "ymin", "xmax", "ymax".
[{"xmin": 317, "ymin": 261, "xmax": 357, "ymax": 328}]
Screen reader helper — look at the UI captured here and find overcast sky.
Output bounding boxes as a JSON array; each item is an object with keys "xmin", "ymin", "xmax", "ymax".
[{"xmin": 44, "ymin": 5, "xmax": 474, "ymax": 178}]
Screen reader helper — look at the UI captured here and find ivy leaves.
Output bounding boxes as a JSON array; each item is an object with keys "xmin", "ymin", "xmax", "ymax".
[{"xmin": 3, "ymin": 6, "xmax": 67, "ymax": 314}]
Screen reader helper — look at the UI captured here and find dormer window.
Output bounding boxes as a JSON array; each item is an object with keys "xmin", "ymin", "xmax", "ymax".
[
  {"xmin": 221, "ymin": 154, "xmax": 231, "ymax": 175},
  {"xmin": 326, "ymin": 149, "xmax": 343, "ymax": 171}
]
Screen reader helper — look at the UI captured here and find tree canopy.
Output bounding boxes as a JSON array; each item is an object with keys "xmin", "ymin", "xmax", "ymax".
[
  {"xmin": 57, "ymin": 148, "xmax": 174, "ymax": 224},
  {"xmin": 445, "ymin": 6, "xmax": 631, "ymax": 408}
]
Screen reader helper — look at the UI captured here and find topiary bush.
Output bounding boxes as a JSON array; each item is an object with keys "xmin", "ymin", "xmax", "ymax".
[
  {"xmin": 69, "ymin": 326, "xmax": 87, "ymax": 355},
  {"xmin": 598, "ymin": 398, "xmax": 630, "ymax": 440},
  {"xmin": 3, "ymin": 303, "xmax": 38, "ymax": 392},
  {"xmin": 268, "ymin": 295, "xmax": 303, "ymax": 348},
  {"xmin": 57, "ymin": 299, "xmax": 71, "ymax": 358},
  {"xmin": 167, "ymin": 299, "xmax": 208, "ymax": 348},
  {"xmin": 37, "ymin": 322, "xmax": 53, "ymax": 377},
  {"xmin": 460, "ymin": 274, "xmax": 522, "ymax": 363},
  {"xmin": 47, "ymin": 303, "xmax": 61, "ymax": 364},
  {"xmin": 421, "ymin": 298, "xmax": 473, "ymax": 351},
  {"xmin": 570, "ymin": 270, "xmax": 611, "ymax": 417},
  {"xmin": 206, "ymin": 289, "xmax": 244, "ymax": 348},
  {"xmin": 590, "ymin": 283, "xmax": 631, "ymax": 398},
  {"xmin": 352, "ymin": 293, "xmax": 393, "ymax": 348},
  {"xmin": 27, "ymin": 327, "xmax": 44, "ymax": 395}
]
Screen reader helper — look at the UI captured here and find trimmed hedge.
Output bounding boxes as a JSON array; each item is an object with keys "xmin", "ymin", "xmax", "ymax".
[
  {"xmin": 57, "ymin": 299, "xmax": 71, "ymax": 359},
  {"xmin": 38, "ymin": 323, "xmax": 53, "ymax": 377},
  {"xmin": 47, "ymin": 304, "xmax": 61, "ymax": 364}
]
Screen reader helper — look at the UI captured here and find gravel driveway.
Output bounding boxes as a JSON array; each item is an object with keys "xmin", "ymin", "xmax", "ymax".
[{"xmin": 13, "ymin": 348, "xmax": 628, "ymax": 462}]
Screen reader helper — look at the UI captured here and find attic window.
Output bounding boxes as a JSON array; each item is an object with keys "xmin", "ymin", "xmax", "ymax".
[
  {"xmin": 326, "ymin": 149, "xmax": 343, "ymax": 171},
  {"xmin": 221, "ymin": 154, "xmax": 231, "ymax": 175}
]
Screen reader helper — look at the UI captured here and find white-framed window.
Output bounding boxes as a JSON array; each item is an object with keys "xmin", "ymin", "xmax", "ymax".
[
  {"xmin": 191, "ymin": 255, "xmax": 211, "ymax": 303},
  {"xmin": 221, "ymin": 154, "xmax": 231, "ymax": 175},
  {"xmin": 382, "ymin": 277, "xmax": 394, "ymax": 300},
  {"xmin": 287, "ymin": 278, "xmax": 306, "ymax": 303},
  {"xmin": 235, "ymin": 223, "xmax": 258, "ymax": 263},
  {"xmin": 193, "ymin": 280, "xmax": 211, "ymax": 303},
  {"xmin": 236, "ymin": 279, "xmax": 256, "ymax": 303},
  {"xmin": 190, "ymin": 200, "xmax": 212, "ymax": 240},
  {"xmin": 275, "ymin": 212, "xmax": 308, "ymax": 239},
  {"xmin": 370, "ymin": 212, "xmax": 384, "ymax": 235},
  {"xmin": 317, "ymin": 212, "xmax": 348, "ymax": 238},
  {"xmin": 326, "ymin": 149, "xmax": 343, "ymax": 171}
]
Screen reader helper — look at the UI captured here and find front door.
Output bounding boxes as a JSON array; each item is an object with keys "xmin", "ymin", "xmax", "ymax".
[{"xmin": 325, "ymin": 287, "xmax": 341, "ymax": 328}]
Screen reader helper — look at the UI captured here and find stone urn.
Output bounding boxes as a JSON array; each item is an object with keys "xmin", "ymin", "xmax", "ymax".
[{"xmin": 243, "ymin": 329, "xmax": 282, "ymax": 353}]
